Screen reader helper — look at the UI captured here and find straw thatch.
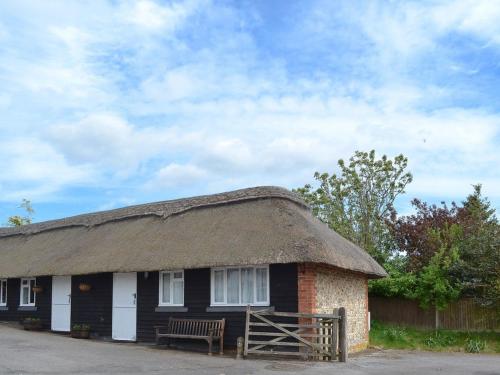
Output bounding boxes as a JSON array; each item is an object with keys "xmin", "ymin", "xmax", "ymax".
[{"xmin": 0, "ymin": 186, "xmax": 386, "ymax": 278}]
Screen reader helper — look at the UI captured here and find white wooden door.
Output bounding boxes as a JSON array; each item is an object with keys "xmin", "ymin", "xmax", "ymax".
[
  {"xmin": 51, "ymin": 276, "xmax": 71, "ymax": 332},
  {"xmin": 112, "ymin": 272, "xmax": 137, "ymax": 341}
]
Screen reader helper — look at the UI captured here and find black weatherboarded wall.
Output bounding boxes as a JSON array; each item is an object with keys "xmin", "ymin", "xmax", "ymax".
[
  {"xmin": 0, "ymin": 277, "xmax": 51, "ymax": 328},
  {"xmin": 71, "ymin": 273, "xmax": 113, "ymax": 338},
  {"xmin": 137, "ymin": 263, "xmax": 298, "ymax": 346}
]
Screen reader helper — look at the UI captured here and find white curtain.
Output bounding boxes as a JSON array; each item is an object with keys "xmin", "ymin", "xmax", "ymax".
[
  {"xmin": 214, "ymin": 270, "xmax": 224, "ymax": 303},
  {"xmin": 241, "ymin": 268, "xmax": 254, "ymax": 304},
  {"xmin": 173, "ymin": 280, "xmax": 183, "ymax": 305},
  {"xmin": 162, "ymin": 273, "xmax": 171, "ymax": 304},
  {"xmin": 227, "ymin": 269, "xmax": 240, "ymax": 304},
  {"xmin": 29, "ymin": 279, "xmax": 35, "ymax": 304},
  {"xmin": 256, "ymin": 268, "xmax": 268, "ymax": 303},
  {"xmin": 0, "ymin": 280, "xmax": 5, "ymax": 304}
]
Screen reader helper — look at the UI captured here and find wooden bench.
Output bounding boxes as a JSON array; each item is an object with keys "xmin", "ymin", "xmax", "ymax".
[{"xmin": 155, "ymin": 318, "xmax": 225, "ymax": 355}]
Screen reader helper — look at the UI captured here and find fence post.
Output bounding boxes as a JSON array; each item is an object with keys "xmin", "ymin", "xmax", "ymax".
[
  {"xmin": 338, "ymin": 307, "xmax": 348, "ymax": 362},
  {"xmin": 244, "ymin": 305, "xmax": 250, "ymax": 357},
  {"xmin": 435, "ymin": 306, "xmax": 439, "ymax": 330},
  {"xmin": 331, "ymin": 308, "xmax": 339, "ymax": 361}
]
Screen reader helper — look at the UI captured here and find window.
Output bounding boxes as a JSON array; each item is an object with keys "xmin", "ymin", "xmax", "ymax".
[
  {"xmin": 0, "ymin": 279, "xmax": 6, "ymax": 306},
  {"xmin": 211, "ymin": 266, "xmax": 269, "ymax": 306},
  {"xmin": 159, "ymin": 271, "xmax": 184, "ymax": 306},
  {"xmin": 20, "ymin": 278, "xmax": 36, "ymax": 306}
]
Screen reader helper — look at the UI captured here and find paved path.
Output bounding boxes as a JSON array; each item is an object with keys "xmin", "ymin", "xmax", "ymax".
[{"xmin": 0, "ymin": 324, "xmax": 499, "ymax": 374}]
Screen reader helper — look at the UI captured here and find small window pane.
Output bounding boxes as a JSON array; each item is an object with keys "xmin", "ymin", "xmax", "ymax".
[
  {"xmin": 173, "ymin": 280, "xmax": 184, "ymax": 305},
  {"xmin": 227, "ymin": 269, "xmax": 240, "ymax": 304},
  {"xmin": 213, "ymin": 270, "xmax": 224, "ymax": 303},
  {"xmin": 241, "ymin": 268, "xmax": 254, "ymax": 304},
  {"xmin": 29, "ymin": 280, "xmax": 35, "ymax": 304},
  {"xmin": 256, "ymin": 268, "xmax": 268, "ymax": 302},
  {"xmin": 22, "ymin": 287, "xmax": 29, "ymax": 305},
  {"xmin": 162, "ymin": 273, "xmax": 171, "ymax": 304},
  {"xmin": 0, "ymin": 281, "xmax": 6, "ymax": 304},
  {"xmin": 173, "ymin": 272, "xmax": 183, "ymax": 279}
]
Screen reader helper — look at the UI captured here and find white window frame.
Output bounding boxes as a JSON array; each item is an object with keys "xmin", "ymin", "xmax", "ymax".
[
  {"xmin": 158, "ymin": 270, "xmax": 184, "ymax": 306},
  {"xmin": 0, "ymin": 279, "xmax": 7, "ymax": 306},
  {"xmin": 20, "ymin": 278, "xmax": 36, "ymax": 307},
  {"xmin": 210, "ymin": 265, "xmax": 270, "ymax": 306}
]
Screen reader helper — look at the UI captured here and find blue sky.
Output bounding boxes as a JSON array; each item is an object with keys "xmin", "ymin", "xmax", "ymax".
[{"xmin": 0, "ymin": 0, "xmax": 499, "ymax": 223}]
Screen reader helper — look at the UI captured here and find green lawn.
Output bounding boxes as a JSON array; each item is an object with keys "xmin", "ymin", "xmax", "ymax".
[{"xmin": 369, "ymin": 320, "xmax": 500, "ymax": 353}]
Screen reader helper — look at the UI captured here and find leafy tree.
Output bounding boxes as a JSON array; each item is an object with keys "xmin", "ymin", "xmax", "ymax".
[
  {"xmin": 7, "ymin": 199, "xmax": 34, "ymax": 226},
  {"xmin": 453, "ymin": 185, "xmax": 499, "ymax": 307},
  {"xmin": 389, "ymin": 199, "xmax": 460, "ymax": 272},
  {"xmin": 295, "ymin": 150, "xmax": 412, "ymax": 264},
  {"xmin": 379, "ymin": 185, "xmax": 499, "ymax": 309},
  {"xmin": 369, "ymin": 255, "xmax": 417, "ymax": 298},
  {"xmin": 412, "ymin": 225, "xmax": 463, "ymax": 310}
]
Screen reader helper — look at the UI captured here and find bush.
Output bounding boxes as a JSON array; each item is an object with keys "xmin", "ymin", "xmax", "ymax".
[
  {"xmin": 383, "ymin": 327, "xmax": 407, "ymax": 342},
  {"xmin": 23, "ymin": 317, "xmax": 41, "ymax": 322},
  {"xmin": 424, "ymin": 331, "xmax": 457, "ymax": 348},
  {"xmin": 465, "ymin": 338, "xmax": 486, "ymax": 353},
  {"xmin": 72, "ymin": 324, "xmax": 90, "ymax": 331}
]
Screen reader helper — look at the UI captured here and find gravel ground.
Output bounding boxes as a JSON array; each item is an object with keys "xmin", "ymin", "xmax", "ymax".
[{"xmin": 0, "ymin": 323, "xmax": 499, "ymax": 375}]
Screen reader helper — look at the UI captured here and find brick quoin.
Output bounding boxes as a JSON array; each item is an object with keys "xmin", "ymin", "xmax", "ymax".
[{"xmin": 297, "ymin": 263, "xmax": 317, "ymax": 314}]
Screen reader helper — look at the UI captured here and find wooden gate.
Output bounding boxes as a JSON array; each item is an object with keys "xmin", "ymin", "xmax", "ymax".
[{"xmin": 244, "ymin": 306, "xmax": 348, "ymax": 362}]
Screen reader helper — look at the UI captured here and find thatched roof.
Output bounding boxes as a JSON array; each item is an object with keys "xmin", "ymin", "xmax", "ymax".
[{"xmin": 0, "ymin": 186, "xmax": 386, "ymax": 278}]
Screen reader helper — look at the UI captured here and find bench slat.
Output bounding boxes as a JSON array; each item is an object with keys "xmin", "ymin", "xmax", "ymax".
[{"xmin": 156, "ymin": 317, "xmax": 225, "ymax": 355}]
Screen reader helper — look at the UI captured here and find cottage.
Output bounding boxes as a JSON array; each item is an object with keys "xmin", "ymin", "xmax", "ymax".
[{"xmin": 0, "ymin": 186, "xmax": 386, "ymax": 352}]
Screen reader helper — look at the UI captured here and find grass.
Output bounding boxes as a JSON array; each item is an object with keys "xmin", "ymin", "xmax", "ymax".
[{"xmin": 369, "ymin": 320, "xmax": 500, "ymax": 353}]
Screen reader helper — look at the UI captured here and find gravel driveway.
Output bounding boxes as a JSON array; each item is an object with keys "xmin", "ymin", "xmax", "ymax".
[{"xmin": 0, "ymin": 323, "xmax": 498, "ymax": 375}]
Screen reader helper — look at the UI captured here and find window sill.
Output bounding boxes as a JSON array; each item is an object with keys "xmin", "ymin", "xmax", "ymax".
[
  {"xmin": 18, "ymin": 306, "xmax": 37, "ymax": 311},
  {"xmin": 155, "ymin": 306, "xmax": 188, "ymax": 313},
  {"xmin": 0, "ymin": 306, "xmax": 8, "ymax": 311},
  {"xmin": 206, "ymin": 306, "xmax": 274, "ymax": 313}
]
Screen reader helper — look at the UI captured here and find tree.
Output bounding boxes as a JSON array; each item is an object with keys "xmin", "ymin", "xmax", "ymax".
[
  {"xmin": 295, "ymin": 150, "xmax": 412, "ymax": 264},
  {"xmin": 369, "ymin": 254, "xmax": 417, "ymax": 298},
  {"xmin": 7, "ymin": 199, "xmax": 34, "ymax": 226},
  {"xmin": 379, "ymin": 184, "xmax": 499, "ymax": 309},
  {"xmin": 388, "ymin": 199, "xmax": 460, "ymax": 272},
  {"xmin": 412, "ymin": 225, "xmax": 463, "ymax": 310},
  {"xmin": 453, "ymin": 185, "xmax": 500, "ymax": 307}
]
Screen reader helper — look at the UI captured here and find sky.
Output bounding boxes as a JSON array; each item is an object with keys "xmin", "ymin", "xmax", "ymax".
[{"xmin": 0, "ymin": 0, "xmax": 499, "ymax": 223}]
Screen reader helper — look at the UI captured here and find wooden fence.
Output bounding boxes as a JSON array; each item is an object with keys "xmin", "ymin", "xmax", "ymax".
[
  {"xmin": 244, "ymin": 307, "xmax": 348, "ymax": 362},
  {"xmin": 369, "ymin": 297, "xmax": 499, "ymax": 331}
]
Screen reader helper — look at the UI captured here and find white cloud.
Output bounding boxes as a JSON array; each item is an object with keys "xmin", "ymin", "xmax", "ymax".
[
  {"xmin": 431, "ymin": 0, "xmax": 500, "ymax": 44},
  {"xmin": 121, "ymin": 0, "xmax": 200, "ymax": 32},
  {"xmin": 0, "ymin": 0, "xmax": 499, "ymax": 213},
  {"xmin": 0, "ymin": 138, "xmax": 94, "ymax": 201},
  {"xmin": 145, "ymin": 163, "xmax": 208, "ymax": 189},
  {"xmin": 45, "ymin": 113, "xmax": 202, "ymax": 177}
]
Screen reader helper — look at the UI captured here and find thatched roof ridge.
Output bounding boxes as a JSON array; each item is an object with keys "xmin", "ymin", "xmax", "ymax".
[
  {"xmin": 0, "ymin": 186, "xmax": 387, "ymax": 278},
  {"xmin": 0, "ymin": 186, "xmax": 306, "ymax": 238}
]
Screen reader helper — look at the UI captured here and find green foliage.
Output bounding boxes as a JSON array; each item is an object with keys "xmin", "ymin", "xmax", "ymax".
[
  {"xmin": 369, "ymin": 256, "xmax": 416, "ymax": 298},
  {"xmin": 424, "ymin": 331, "xmax": 457, "ymax": 348},
  {"xmin": 412, "ymin": 226, "xmax": 462, "ymax": 310},
  {"xmin": 7, "ymin": 199, "xmax": 34, "ymax": 226},
  {"xmin": 453, "ymin": 185, "xmax": 500, "ymax": 308},
  {"xmin": 373, "ymin": 184, "xmax": 499, "ymax": 310},
  {"xmin": 295, "ymin": 150, "xmax": 412, "ymax": 264},
  {"xmin": 370, "ymin": 321, "xmax": 500, "ymax": 353},
  {"xmin": 465, "ymin": 337, "xmax": 486, "ymax": 353},
  {"xmin": 383, "ymin": 327, "xmax": 408, "ymax": 342},
  {"xmin": 72, "ymin": 324, "xmax": 90, "ymax": 330},
  {"xmin": 23, "ymin": 317, "xmax": 41, "ymax": 322}
]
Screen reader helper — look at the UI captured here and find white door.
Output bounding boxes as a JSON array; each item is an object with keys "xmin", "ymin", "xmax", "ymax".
[
  {"xmin": 51, "ymin": 276, "xmax": 71, "ymax": 332},
  {"xmin": 112, "ymin": 272, "xmax": 137, "ymax": 341}
]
